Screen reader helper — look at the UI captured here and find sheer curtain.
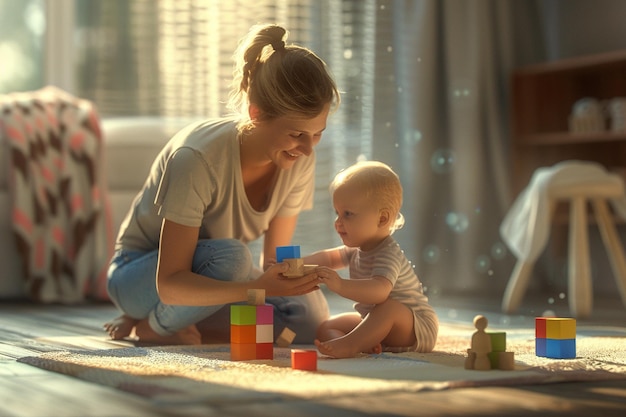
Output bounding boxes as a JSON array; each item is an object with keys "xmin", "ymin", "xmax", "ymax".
[
  {"xmin": 307, "ymin": 0, "xmax": 546, "ymax": 300},
  {"xmin": 73, "ymin": 0, "xmax": 546, "ymax": 299}
]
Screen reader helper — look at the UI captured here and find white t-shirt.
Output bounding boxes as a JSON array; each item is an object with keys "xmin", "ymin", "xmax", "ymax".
[{"xmin": 115, "ymin": 118, "xmax": 315, "ymax": 251}]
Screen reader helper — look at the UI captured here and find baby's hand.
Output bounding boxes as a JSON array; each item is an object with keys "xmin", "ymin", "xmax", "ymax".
[{"xmin": 315, "ymin": 266, "xmax": 342, "ymax": 292}]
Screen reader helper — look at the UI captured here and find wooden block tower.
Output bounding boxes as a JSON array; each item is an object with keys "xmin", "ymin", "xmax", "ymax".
[
  {"xmin": 535, "ymin": 317, "xmax": 576, "ymax": 359},
  {"xmin": 230, "ymin": 289, "xmax": 273, "ymax": 361}
]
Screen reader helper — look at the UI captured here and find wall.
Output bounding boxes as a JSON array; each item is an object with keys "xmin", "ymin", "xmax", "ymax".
[
  {"xmin": 534, "ymin": 0, "xmax": 626, "ymax": 299},
  {"xmin": 542, "ymin": 0, "xmax": 626, "ymax": 59}
]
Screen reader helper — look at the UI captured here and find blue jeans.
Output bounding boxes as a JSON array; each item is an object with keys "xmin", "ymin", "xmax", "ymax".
[{"xmin": 106, "ymin": 238, "xmax": 329, "ymax": 343}]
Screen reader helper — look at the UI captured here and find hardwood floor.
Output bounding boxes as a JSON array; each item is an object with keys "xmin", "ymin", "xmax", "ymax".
[{"xmin": 1, "ymin": 293, "xmax": 625, "ymax": 417}]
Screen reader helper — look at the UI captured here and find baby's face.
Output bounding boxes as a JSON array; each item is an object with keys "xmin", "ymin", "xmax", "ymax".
[{"xmin": 332, "ymin": 185, "xmax": 386, "ymax": 251}]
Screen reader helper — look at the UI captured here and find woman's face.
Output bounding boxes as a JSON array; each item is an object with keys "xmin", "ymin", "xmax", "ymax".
[{"xmin": 253, "ymin": 104, "xmax": 330, "ymax": 170}]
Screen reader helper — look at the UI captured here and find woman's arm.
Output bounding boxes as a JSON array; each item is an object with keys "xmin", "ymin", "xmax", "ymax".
[
  {"xmin": 261, "ymin": 215, "xmax": 299, "ymax": 270},
  {"xmin": 156, "ymin": 218, "xmax": 320, "ymax": 305},
  {"xmin": 263, "ymin": 214, "xmax": 346, "ymax": 270}
]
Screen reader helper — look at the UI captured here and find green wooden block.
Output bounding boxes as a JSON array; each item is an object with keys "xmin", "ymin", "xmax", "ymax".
[
  {"xmin": 488, "ymin": 351, "xmax": 499, "ymax": 369},
  {"xmin": 230, "ymin": 305, "xmax": 256, "ymax": 325},
  {"xmin": 488, "ymin": 332, "xmax": 506, "ymax": 352}
]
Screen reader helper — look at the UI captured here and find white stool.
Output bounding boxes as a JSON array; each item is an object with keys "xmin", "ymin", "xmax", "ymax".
[{"xmin": 502, "ymin": 177, "xmax": 626, "ymax": 318}]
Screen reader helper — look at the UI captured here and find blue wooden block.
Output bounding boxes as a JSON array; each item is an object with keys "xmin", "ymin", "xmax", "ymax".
[
  {"xmin": 535, "ymin": 337, "xmax": 547, "ymax": 357},
  {"xmin": 546, "ymin": 338, "xmax": 576, "ymax": 359},
  {"xmin": 276, "ymin": 245, "xmax": 300, "ymax": 262}
]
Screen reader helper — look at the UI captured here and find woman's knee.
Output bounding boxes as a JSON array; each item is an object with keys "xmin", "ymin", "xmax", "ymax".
[{"xmin": 193, "ymin": 239, "xmax": 253, "ymax": 281}]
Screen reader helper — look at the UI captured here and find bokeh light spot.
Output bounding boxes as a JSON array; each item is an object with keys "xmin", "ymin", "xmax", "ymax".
[
  {"xmin": 446, "ymin": 211, "xmax": 469, "ymax": 233},
  {"xmin": 430, "ymin": 149, "xmax": 456, "ymax": 174},
  {"xmin": 422, "ymin": 244, "xmax": 440, "ymax": 264}
]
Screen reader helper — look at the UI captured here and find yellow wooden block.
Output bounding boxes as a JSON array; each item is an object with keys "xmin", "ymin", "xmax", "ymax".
[{"xmin": 545, "ymin": 318, "xmax": 576, "ymax": 339}]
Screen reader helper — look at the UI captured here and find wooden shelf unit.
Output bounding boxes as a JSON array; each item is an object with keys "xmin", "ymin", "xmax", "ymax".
[{"xmin": 511, "ymin": 50, "xmax": 626, "ymax": 196}]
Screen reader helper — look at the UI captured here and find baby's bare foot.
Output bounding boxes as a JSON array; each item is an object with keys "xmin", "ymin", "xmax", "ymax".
[
  {"xmin": 366, "ymin": 343, "xmax": 383, "ymax": 354},
  {"xmin": 315, "ymin": 338, "xmax": 360, "ymax": 358},
  {"xmin": 103, "ymin": 315, "xmax": 138, "ymax": 340}
]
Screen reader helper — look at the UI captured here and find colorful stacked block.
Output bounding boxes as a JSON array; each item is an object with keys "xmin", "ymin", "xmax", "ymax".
[
  {"xmin": 230, "ymin": 302, "xmax": 274, "ymax": 361},
  {"xmin": 535, "ymin": 317, "xmax": 576, "ymax": 359}
]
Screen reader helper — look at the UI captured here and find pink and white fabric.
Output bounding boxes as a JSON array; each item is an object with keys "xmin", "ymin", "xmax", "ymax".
[{"xmin": 0, "ymin": 86, "xmax": 113, "ymax": 303}]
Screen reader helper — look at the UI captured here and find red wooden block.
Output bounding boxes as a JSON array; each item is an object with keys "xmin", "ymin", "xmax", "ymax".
[
  {"xmin": 291, "ymin": 349, "xmax": 317, "ymax": 371},
  {"xmin": 256, "ymin": 343, "xmax": 274, "ymax": 359},
  {"xmin": 535, "ymin": 317, "xmax": 547, "ymax": 338}
]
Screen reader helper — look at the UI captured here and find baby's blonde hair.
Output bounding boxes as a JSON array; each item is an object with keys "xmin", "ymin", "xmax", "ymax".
[
  {"xmin": 330, "ymin": 161, "xmax": 405, "ymax": 233},
  {"xmin": 228, "ymin": 24, "xmax": 340, "ymax": 132}
]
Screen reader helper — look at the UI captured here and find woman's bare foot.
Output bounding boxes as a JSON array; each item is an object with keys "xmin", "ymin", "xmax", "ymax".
[
  {"xmin": 134, "ymin": 319, "xmax": 202, "ymax": 345},
  {"xmin": 103, "ymin": 315, "xmax": 138, "ymax": 340}
]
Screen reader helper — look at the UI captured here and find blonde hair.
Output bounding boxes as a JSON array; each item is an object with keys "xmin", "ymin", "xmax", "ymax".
[
  {"xmin": 330, "ymin": 161, "xmax": 405, "ymax": 233},
  {"xmin": 228, "ymin": 24, "xmax": 341, "ymax": 131}
]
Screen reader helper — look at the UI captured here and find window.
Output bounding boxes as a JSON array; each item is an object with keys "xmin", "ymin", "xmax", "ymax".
[
  {"xmin": 1, "ymin": 0, "xmax": 380, "ymax": 256},
  {"xmin": 0, "ymin": 0, "xmax": 45, "ymax": 93}
]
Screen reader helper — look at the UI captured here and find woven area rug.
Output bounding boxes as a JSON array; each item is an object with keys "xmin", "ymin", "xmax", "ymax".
[{"xmin": 17, "ymin": 323, "xmax": 626, "ymax": 405}]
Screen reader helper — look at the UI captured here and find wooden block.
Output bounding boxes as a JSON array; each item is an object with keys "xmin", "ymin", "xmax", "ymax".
[
  {"xmin": 536, "ymin": 337, "xmax": 547, "ymax": 357},
  {"xmin": 291, "ymin": 349, "xmax": 317, "ymax": 371},
  {"xmin": 276, "ymin": 327, "xmax": 296, "ymax": 347},
  {"xmin": 488, "ymin": 332, "xmax": 506, "ymax": 352},
  {"xmin": 537, "ymin": 317, "xmax": 575, "ymax": 338},
  {"xmin": 535, "ymin": 317, "xmax": 547, "ymax": 338},
  {"xmin": 276, "ymin": 245, "xmax": 300, "ymax": 262},
  {"xmin": 231, "ymin": 343, "xmax": 257, "ymax": 361},
  {"xmin": 283, "ymin": 258, "xmax": 304, "ymax": 277},
  {"xmin": 255, "ymin": 304, "xmax": 274, "ymax": 325},
  {"xmin": 256, "ymin": 343, "xmax": 273, "ymax": 360},
  {"xmin": 545, "ymin": 318, "xmax": 576, "ymax": 339},
  {"xmin": 464, "ymin": 348, "xmax": 476, "ymax": 370},
  {"xmin": 498, "ymin": 351, "xmax": 515, "ymax": 370},
  {"xmin": 256, "ymin": 324, "xmax": 273, "ymax": 343},
  {"xmin": 231, "ymin": 324, "xmax": 256, "ymax": 343},
  {"xmin": 231, "ymin": 305, "xmax": 256, "ymax": 325},
  {"xmin": 488, "ymin": 351, "xmax": 499, "ymax": 369},
  {"xmin": 546, "ymin": 338, "xmax": 576, "ymax": 359},
  {"xmin": 247, "ymin": 289, "xmax": 265, "ymax": 305},
  {"xmin": 303, "ymin": 264, "xmax": 318, "ymax": 274}
]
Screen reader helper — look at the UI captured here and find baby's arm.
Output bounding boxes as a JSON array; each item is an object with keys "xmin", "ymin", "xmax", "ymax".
[
  {"xmin": 316, "ymin": 267, "xmax": 392, "ymax": 305},
  {"xmin": 303, "ymin": 246, "xmax": 345, "ymax": 269}
]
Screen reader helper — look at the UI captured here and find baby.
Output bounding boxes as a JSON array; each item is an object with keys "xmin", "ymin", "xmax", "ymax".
[{"xmin": 304, "ymin": 160, "xmax": 438, "ymax": 358}]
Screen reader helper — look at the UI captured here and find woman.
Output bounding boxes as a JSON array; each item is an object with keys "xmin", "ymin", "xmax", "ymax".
[{"xmin": 104, "ymin": 24, "xmax": 340, "ymax": 345}]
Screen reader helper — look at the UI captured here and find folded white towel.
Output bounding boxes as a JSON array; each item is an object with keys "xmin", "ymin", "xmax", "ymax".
[{"xmin": 500, "ymin": 160, "xmax": 626, "ymax": 262}]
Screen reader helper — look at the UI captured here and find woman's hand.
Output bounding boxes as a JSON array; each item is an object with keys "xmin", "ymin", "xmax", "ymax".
[
  {"xmin": 315, "ymin": 266, "xmax": 343, "ymax": 293},
  {"xmin": 255, "ymin": 262, "xmax": 321, "ymax": 297},
  {"xmin": 262, "ymin": 257, "xmax": 277, "ymax": 272}
]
